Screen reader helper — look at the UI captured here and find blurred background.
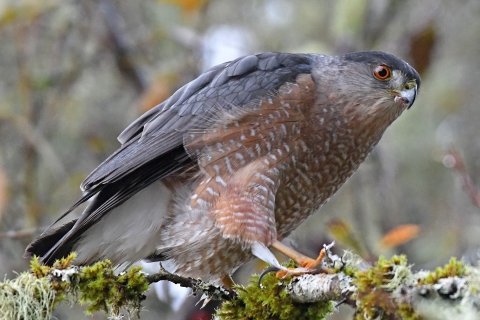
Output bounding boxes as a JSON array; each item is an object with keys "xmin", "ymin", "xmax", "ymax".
[{"xmin": 1, "ymin": 0, "xmax": 480, "ymax": 319}]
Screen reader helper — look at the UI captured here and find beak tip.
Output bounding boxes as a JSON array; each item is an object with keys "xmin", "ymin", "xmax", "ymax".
[{"xmin": 397, "ymin": 86, "xmax": 417, "ymax": 110}]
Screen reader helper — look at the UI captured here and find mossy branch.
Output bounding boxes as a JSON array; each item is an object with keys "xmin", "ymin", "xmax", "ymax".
[
  {"xmin": 0, "ymin": 253, "xmax": 235, "ymax": 319},
  {"xmin": 2, "ymin": 250, "xmax": 480, "ymax": 319},
  {"xmin": 284, "ymin": 259, "xmax": 477, "ymax": 320},
  {"xmin": 216, "ymin": 252, "xmax": 480, "ymax": 320}
]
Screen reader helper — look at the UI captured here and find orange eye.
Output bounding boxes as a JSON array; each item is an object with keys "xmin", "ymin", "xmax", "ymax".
[{"xmin": 374, "ymin": 65, "xmax": 391, "ymax": 80}]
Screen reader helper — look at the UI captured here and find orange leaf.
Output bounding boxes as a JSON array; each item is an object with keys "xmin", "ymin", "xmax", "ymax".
[
  {"xmin": 379, "ymin": 224, "xmax": 420, "ymax": 250},
  {"xmin": 139, "ymin": 76, "xmax": 175, "ymax": 113},
  {"xmin": 160, "ymin": 0, "xmax": 206, "ymax": 14}
]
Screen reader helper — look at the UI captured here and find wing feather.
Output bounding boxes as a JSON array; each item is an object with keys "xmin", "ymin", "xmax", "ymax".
[{"xmin": 81, "ymin": 53, "xmax": 313, "ymax": 191}]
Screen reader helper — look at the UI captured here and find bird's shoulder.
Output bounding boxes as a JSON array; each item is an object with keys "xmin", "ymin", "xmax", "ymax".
[{"xmin": 118, "ymin": 52, "xmax": 315, "ymax": 144}]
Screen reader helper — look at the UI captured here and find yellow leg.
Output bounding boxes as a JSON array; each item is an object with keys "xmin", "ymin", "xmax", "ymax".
[
  {"xmin": 221, "ymin": 274, "xmax": 236, "ymax": 288},
  {"xmin": 270, "ymin": 240, "xmax": 328, "ymax": 278},
  {"xmin": 270, "ymin": 240, "xmax": 325, "ymax": 269}
]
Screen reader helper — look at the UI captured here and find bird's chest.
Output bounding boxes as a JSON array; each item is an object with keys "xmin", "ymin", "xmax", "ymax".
[{"xmin": 274, "ymin": 109, "xmax": 381, "ymax": 238}]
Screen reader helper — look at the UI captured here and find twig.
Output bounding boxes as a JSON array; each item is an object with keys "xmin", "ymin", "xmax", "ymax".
[
  {"xmin": 98, "ymin": 0, "xmax": 147, "ymax": 94},
  {"xmin": 145, "ymin": 268, "xmax": 237, "ymax": 301},
  {"xmin": 0, "ymin": 226, "xmax": 46, "ymax": 240},
  {"xmin": 444, "ymin": 148, "xmax": 480, "ymax": 207}
]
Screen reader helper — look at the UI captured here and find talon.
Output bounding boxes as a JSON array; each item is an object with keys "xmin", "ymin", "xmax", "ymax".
[
  {"xmin": 258, "ymin": 266, "xmax": 280, "ymax": 286},
  {"xmin": 334, "ymin": 298, "xmax": 347, "ymax": 308}
]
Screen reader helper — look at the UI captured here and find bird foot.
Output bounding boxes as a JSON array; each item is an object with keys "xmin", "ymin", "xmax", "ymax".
[
  {"xmin": 257, "ymin": 242, "xmax": 337, "ymax": 286},
  {"xmin": 275, "ymin": 267, "xmax": 317, "ymax": 279},
  {"xmin": 275, "ymin": 248, "xmax": 333, "ymax": 279}
]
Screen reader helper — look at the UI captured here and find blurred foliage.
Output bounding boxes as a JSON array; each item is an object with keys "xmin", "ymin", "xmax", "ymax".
[{"xmin": 1, "ymin": 0, "xmax": 480, "ymax": 319}]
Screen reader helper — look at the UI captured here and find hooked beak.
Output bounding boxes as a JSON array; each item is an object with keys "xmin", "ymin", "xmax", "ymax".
[{"xmin": 394, "ymin": 85, "xmax": 417, "ymax": 110}]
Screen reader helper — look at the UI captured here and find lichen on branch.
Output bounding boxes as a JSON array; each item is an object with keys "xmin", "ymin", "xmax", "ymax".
[{"xmin": 2, "ymin": 251, "xmax": 480, "ymax": 320}]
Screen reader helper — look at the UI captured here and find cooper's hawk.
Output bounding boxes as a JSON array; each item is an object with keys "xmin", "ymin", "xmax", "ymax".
[{"xmin": 25, "ymin": 51, "xmax": 420, "ymax": 286}]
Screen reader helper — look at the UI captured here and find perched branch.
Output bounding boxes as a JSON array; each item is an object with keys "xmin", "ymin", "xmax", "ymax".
[
  {"xmin": 287, "ymin": 273, "xmax": 356, "ymax": 306},
  {"xmin": 0, "ymin": 253, "xmax": 236, "ymax": 320},
  {"xmin": 4, "ymin": 249, "xmax": 480, "ymax": 320},
  {"xmin": 286, "ymin": 273, "xmax": 480, "ymax": 320},
  {"xmin": 217, "ymin": 251, "xmax": 480, "ymax": 320}
]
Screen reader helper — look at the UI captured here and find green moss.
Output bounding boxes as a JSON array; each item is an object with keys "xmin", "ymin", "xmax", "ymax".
[
  {"xmin": 396, "ymin": 303, "xmax": 421, "ymax": 320},
  {"xmin": 422, "ymin": 258, "xmax": 466, "ymax": 285},
  {"xmin": 29, "ymin": 254, "xmax": 149, "ymax": 318},
  {"xmin": 52, "ymin": 252, "xmax": 77, "ymax": 270},
  {"xmin": 216, "ymin": 268, "xmax": 333, "ymax": 320},
  {"xmin": 355, "ymin": 255, "xmax": 408, "ymax": 290},
  {"xmin": 30, "ymin": 255, "xmax": 52, "ymax": 278},
  {"xmin": 77, "ymin": 262, "xmax": 149, "ymax": 316},
  {"xmin": 354, "ymin": 255, "xmax": 419, "ymax": 320},
  {"xmin": 342, "ymin": 265, "xmax": 358, "ymax": 278},
  {"xmin": 30, "ymin": 254, "xmax": 78, "ymax": 303}
]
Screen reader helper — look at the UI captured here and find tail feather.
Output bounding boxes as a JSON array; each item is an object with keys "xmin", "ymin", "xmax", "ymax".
[
  {"xmin": 24, "ymin": 219, "xmax": 78, "ymax": 264},
  {"xmin": 24, "ymin": 146, "xmax": 192, "ymax": 266}
]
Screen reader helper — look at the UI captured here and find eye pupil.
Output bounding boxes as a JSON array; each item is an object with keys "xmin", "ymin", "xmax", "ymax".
[{"xmin": 374, "ymin": 65, "xmax": 391, "ymax": 80}]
